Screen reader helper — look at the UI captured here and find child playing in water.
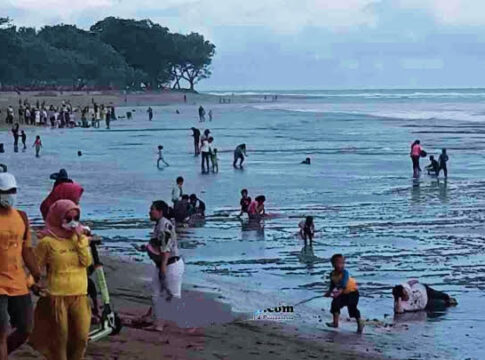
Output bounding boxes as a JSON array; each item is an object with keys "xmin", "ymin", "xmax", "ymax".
[
  {"xmin": 324, "ymin": 254, "xmax": 364, "ymax": 333},
  {"xmin": 298, "ymin": 216, "xmax": 315, "ymax": 247},
  {"xmin": 32, "ymin": 135, "xmax": 42, "ymax": 157},
  {"xmin": 426, "ymin": 155, "xmax": 440, "ymax": 176},
  {"xmin": 439, "ymin": 148, "xmax": 449, "ymax": 178},
  {"xmin": 248, "ymin": 195, "xmax": 266, "ymax": 219},
  {"xmin": 239, "ymin": 189, "xmax": 252, "ymax": 217},
  {"xmin": 157, "ymin": 145, "xmax": 169, "ymax": 168},
  {"xmin": 211, "ymin": 148, "xmax": 219, "ymax": 173}
]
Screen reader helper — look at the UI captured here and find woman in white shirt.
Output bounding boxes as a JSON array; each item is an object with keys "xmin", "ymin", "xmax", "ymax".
[
  {"xmin": 393, "ymin": 280, "xmax": 457, "ymax": 313},
  {"xmin": 200, "ymin": 130, "xmax": 211, "ymax": 173}
]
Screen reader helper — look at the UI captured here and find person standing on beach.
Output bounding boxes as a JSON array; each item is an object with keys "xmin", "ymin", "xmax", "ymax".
[
  {"xmin": 11, "ymin": 124, "xmax": 19, "ymax": 152},
  {"xmin": 171, "ymin": 177, "xmax": 184, "ymax": 205},
  {"xmin": 21, "ymin": 131, "xmax": 27, "ymax": 151},
  {"xmin": 184, "ymin": 94, "xmax": 187, "ymax": 103},
  {"xmin": 191, "ymin": 127, "xmax": 201, "ymax": 156},
  {"xmin": 208, "ymin": 109, "xmax": 213, "ymax": 122},
  {"xmin": 30, "ymin": 200, "xmax": 92, "ymax": 360},
  {"xmin": 200, "ymin": 131, "xmax": 211, "ymax": 173},
  {"xmin": 0, "ymin": 168, "xmax": 41, "ymax": 360},
  {"xmin": 110, "ymin": 106, "xmax": 116, "ymax": 120},
  {"xmin": 198, "ymin": 106, "xmax": 206, "ymax": 122},
  {"xmin": 439, "ymin": 149, "xmax": 449, "ymax": 178},
  {"xmin": 211, "ymin": 147, "xmax": 219, "ymax": 173},
  {"xmin": 32, "ymin": 136, "xmax": 42, "ymax": 158},
  {"xmin": 410, "ymin": 140, "xmax": 423, "ymax": 178},
  {"xmin": 105, "ymin": 107, "xmax": 111, "ymax": 129},
  {"xmin": 147, "ymin": 107, "xmax": 153, "ymax": 121},
  {"xmin": 143, "ymin": 200, "xmax": 184, "ymax": 332},
  {"xmin": 5, "ymin": 106, "xmax": 14, "ymax": 124},
  {"xmin": 324, "ymin": 254, "xmax": 364, "ymax": 334},
  {"xmin": 233, "ymin": 144, "xmax": 248, "ymax": 168}
]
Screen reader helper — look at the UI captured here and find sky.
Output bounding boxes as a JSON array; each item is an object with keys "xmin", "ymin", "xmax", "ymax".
[{"xmin": 2, "ymin": 0, "xmax": 485, "ymax": 90}]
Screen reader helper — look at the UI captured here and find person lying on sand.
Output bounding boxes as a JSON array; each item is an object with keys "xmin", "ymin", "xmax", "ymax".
[{"xmin": 393, "ymin": 280, "xmax": 457, "ymax": 314}]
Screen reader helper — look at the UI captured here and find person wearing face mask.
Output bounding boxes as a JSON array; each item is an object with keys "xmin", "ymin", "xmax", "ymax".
[
  {"xmin": 39, "ymin": 169, "xmax": 100, "ymax": 322},
  {"xmin": 0, "ymin": 166, "xmax": 41, "ymax": 360},
  {"xmin": 30, "ymin": 199, "xmax": 92, "ymax": 360}
]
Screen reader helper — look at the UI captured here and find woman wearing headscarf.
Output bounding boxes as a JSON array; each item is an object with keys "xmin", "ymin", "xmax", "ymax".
[
  {"xmin": 40, "ymin": 169, "xmax": 84, "ymax": 220},
  {"xmin": 30, "ymin": 199, "xmax": 92, "ymax": 360}
]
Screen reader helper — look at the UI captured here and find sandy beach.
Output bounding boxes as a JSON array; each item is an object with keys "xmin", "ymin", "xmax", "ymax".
[
  {"xmin": 3, "ymin": 89, "xmax": 481, "ymax": 359},
  {"xmin": 10, "ymin": 255, "xmax": 387, "ymax": 360}
]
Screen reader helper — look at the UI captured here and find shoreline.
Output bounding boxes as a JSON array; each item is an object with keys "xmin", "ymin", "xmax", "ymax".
[{"xmin": 12, "ymin": 255, "xmax": 387, "ymax": 360}]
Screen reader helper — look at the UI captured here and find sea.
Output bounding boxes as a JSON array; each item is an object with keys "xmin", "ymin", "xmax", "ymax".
[{"xmin": 2, "ymin": 88, "xmax": 485, "ymax": 359}]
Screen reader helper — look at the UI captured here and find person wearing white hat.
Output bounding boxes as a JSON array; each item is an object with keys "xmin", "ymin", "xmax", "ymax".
[{"xmin": 0, "ymin": 165, "xmax": 41, "ymax": 359}]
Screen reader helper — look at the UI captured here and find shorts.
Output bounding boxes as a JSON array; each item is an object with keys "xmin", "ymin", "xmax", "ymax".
[{"xmin": 0, "ymin": 294, "xmax": 33, "ymax": 333}]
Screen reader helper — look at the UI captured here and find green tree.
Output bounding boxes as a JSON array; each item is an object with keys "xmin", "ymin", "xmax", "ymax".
[
  {"xmin": 38, "ymin": 24, "xmax": 134, "ymax": 87},
  {"xmin": 90, "ymin": 17, "xmax": 174, "ymax": 88},
  {"xmin": 171, "ymin": 33, "xmax": 216, "ymax": 91}
]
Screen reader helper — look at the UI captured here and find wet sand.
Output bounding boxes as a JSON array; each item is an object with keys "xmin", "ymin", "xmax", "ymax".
[{"xmin": 11, "ymin": 256, "xmax": 387, "ymax": 360}]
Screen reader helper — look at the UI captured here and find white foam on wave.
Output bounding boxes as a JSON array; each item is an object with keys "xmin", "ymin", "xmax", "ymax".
[
  {"xmin": 252, "ymin": 103, "xmax": 485, "ymax": 123},
  {"xmin": 206, "ymin": 89, "xmax": 485, "ymax": 99}
]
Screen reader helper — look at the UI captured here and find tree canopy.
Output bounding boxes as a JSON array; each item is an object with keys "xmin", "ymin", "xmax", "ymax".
[{"xmin": 0, "ymin": 17, "xmax": 216, "ymax": 90}]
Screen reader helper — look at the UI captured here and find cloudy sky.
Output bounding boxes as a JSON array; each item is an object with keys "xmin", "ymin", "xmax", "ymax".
[{"xmin": 2, "ymin": 0, "xmax": 485, "ymax": 90}]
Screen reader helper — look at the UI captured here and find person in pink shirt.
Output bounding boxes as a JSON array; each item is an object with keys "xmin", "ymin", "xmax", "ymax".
[
  {"xmin": 410, "ymin": 140, "xmax": 423, "ymax": 178},
  {"xmin": 248, "ymin": 195, "xmax": 266, "ymax": 220}
]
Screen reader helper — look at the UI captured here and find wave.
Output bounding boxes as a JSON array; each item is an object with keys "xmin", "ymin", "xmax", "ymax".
[
  {"xmin": 251, "ymin": 104, "xmax": 485, "ymax": 123},
  {"xmin": 206, "ymin": 89, "xmax": 485, "ymax": 99}
]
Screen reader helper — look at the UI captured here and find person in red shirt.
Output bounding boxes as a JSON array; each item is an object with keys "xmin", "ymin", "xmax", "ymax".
[
  {"xmin": 410, "ymin": 140, "xmax": 423, "ymax": 178},
  {"xmin": 40, "ymin": 169, "xmax": 84, "ymax": 220}
]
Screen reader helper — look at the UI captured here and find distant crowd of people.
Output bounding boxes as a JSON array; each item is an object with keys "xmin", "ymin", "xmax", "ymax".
[{"xmin": 3, "ymin": 98, "xmax": 116, "ymax": 130}]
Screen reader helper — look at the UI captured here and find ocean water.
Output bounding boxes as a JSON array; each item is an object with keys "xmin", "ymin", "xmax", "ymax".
[{"xmin": 2, "ymin": 88, "xmax": 485, "ymax": 359}]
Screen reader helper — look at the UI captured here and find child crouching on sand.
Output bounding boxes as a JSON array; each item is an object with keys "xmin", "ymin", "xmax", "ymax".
[{"xmin": 324, "ymin": 254, "xmax": 364, "ymax": 333}]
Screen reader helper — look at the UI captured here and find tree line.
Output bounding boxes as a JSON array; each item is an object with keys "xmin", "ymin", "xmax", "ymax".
[{"xmin": 0, "ymin": 17, "xmax": 216, "ymax": 91}]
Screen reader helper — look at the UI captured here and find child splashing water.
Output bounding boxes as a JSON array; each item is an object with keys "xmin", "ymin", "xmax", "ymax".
[{"xmin": 324, "ymin": 254, "xmax": 364, "ymax": 333}]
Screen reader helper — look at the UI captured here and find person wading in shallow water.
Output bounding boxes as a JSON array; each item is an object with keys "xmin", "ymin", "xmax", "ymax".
[
  {"xmin": 299, "ymin": 216, "xmax": 315, "ymax": 247},
  {"xmin": 191, "ymin": 127, "xmax": 201, "ymax": 156},
  {"xmin": 200, "ymin": 130, "xmax": 211, "ymax": 173},
  {"xmin": 410, "ymin": 140, "xmax": 423, "ymax": 178},
  {"xmin": 233, "ymin": 144, "xmax": 248, "ymax": 169}
]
